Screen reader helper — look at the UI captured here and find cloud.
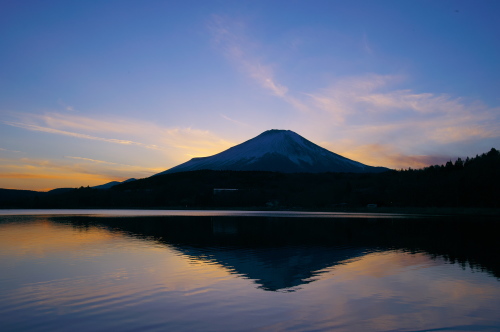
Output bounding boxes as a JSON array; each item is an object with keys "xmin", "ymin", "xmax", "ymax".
[
  {"xmin": 161, "ymin": 127, "xmax": 234, "ymax": 158},
  {"xmin": 0, "ymin": 173, "xmax": 66, "ymax": 179},
  {"xmin": 65, "ymin": 156, "xmax": 137, "ymax": 167},
  {"xmin": 299, "ymin": 74, "xmax": 500, "ymax": 166},
  {"xmin": 0, "ymin": 155, "xmax": 166, "ymax": 190},
  {"xmin": 0, "ymin": 147, "xmax": 23, "ymax": 153},
  {"xmin": 328, "ymin": 142, "xmax": 451, "ymax": 169},
  {"xmin": 4, "ymin": 112, "xmax": 235, "ymax": 160},
  {"xmin": 361, "ymin": 32, "xmax": 373, "ymax": 55},
  {"xmin": 305, "ymin": 74, "xmax": 402, "ymax": 123},
  {"xmin": 0, "ymin": 165, "xmax": 114, "ymax": 191},
  {"xmin": 17, "ymin": 157, "xmax": 161, "ymax": 177},
  {"xmin": 246, "ymin": 63, "xmax": 288, "ymax": 97},
  {"xmin": 57, "ymin": 99, "xmax": 77, "ymax": 112},
  {"xmin": 2, "ymin": 111, "xmax": 236, "ymax": 190},
  {"xmin": 207, "ymin": 16, "xmax": 499, "ymax": 168},
  {"xmin": 4, "ymin": 121, "xmax": 162, "ymax": 150},
  {"xmin": 220, "ymin": 114, "xmax": 253, "ymax": 128},
  {"xmin": 21, "ymin": 112, "xmax": 133, "ymax": 133},
  {"xmin": 208, "ymin": 15, "xmax": 289, "ymax": 98}
]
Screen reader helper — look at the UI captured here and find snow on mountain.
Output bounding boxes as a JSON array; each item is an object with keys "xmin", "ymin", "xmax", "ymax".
[{"xmin": 156, "ymin": 129, "xmax": 389, "ymax": 175}]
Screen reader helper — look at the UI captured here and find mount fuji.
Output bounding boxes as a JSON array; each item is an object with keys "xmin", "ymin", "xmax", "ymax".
[{"xmin": 156, "ymin": 129, "xmax": 389, "ymax": 175}]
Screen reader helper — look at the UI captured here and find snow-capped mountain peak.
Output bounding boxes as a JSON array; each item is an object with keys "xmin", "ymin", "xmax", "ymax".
[{"xmin": 156, "ymin": 129, "xmax": 388, "ymax": 175}]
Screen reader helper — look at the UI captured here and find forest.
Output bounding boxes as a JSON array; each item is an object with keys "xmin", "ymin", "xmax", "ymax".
[{"xmin": 1, "ymin": 148, "xmax": 498, "ymax": 210}]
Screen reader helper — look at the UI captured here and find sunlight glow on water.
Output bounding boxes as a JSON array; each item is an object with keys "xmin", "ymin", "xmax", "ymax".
[{"xmin": 1, "ymin": 214, "xmax": 499, "ymax": 331}]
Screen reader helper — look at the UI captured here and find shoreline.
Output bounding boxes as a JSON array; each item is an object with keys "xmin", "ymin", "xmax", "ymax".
[{"xmin": 1, "ymin": 206, "xmax": 498, "ymax": 217}]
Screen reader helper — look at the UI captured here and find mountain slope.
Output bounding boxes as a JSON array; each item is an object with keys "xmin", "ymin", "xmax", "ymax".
[
  {"xmin": 92, "ymin": 178, "xmax": 137, "ymax": 190},
  {"xmin": 157, "ymin": 129, "xmax": 388, "ymax": 175}
]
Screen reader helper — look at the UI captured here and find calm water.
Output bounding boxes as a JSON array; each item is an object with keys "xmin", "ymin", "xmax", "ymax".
[{"xmin": 1, "ymin": 210, "xmax": 499, "ymax": 332}]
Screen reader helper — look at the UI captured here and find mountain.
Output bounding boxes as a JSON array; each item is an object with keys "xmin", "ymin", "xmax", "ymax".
[
  {"xmin": 92, "ymin": 178, "xmax": 137, "ymax": 190},
  {"xmin": 46, "ymin": 188, "xmax": 74, "ymax": 195},
  {"xmin": 157, "ymin": 129, "xmax": 388, "ymax": 175},
  {"xmin": 0, "ymin": 188, "xmax": 44, "ymax": 201}
]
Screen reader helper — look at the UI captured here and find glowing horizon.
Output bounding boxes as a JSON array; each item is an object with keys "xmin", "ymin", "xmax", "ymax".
[{"xmin": 1, "ymin": 1, "xmax": 499, "ymax": 191}]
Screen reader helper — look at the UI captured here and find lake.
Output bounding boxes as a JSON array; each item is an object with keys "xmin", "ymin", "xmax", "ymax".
[{"xmin": 1, "ymin": 210, "xmax": 499, "ymax": 331}]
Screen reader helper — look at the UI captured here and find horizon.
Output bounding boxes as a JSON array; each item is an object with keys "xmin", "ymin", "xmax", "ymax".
[
  {"xmin": 1, "ymin": 1, "xmax": 499, "ymax": 191},
  {"xmin": 6, "ymin": 133, "xmax": 496, "ymax": 193}
]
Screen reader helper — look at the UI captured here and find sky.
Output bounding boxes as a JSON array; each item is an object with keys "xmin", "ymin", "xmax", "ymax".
[{"xmin": 1, "ymin": 0, "xmax": 499, "ymax": 191}]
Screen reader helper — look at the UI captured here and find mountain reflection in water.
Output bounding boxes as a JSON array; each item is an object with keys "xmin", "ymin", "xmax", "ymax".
[
  {"xmin": 1, "ymin": 213, "xmax": 500, "ymax": 332},
  {"xmin": 56, "ymin": 215, "xmax": 500, "ymax": 290}
]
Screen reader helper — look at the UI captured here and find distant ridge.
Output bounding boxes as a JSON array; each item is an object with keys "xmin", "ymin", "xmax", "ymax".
[
  {"xmin": 92, "ymin": 178, "xmax": 137, "ymax": 190},
  {"xmin": 157, "ymin": 129, "xmax": 388, "ymax": 175}
]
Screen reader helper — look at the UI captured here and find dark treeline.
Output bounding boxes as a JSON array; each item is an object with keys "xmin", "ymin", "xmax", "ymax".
[{"xmin": 1, "ymin": 148, "xmax": 499, "ymax": 209}]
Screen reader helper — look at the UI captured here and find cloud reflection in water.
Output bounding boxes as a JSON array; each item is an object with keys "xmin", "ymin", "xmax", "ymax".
[{"xmin": 0, "ymin": 214, "xmax": 499, "ymax": 332}]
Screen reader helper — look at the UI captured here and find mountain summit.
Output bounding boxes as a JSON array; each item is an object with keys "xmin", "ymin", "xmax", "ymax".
[{"xmin": 157, "ymin": 129, "xmax": 388, "ymax": 175}]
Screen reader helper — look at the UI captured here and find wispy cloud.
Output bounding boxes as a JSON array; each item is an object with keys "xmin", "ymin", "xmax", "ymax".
[
  {"xmin": 66, "ymin": 156, "xmax": 121, "ymax": 164},
  {"xmin": 57, "ymin": 99, "xmax": 77, "ymax": 112},
  {"xmin": 0, "ymin": 160, "xmax": 116, "ymax": 190},
  {"xmin": 64, "ymin": 156, "xmax": 134, "ymax": 166},
  {"xmin": 327, "ymin": 142, "xmax": 451, "ymax": 169},
  {"xmin": 161, "ymin": 127, "xmax": 234, "ymax": 157},
  {"xmin": 2, "ymin": 111, "xmax": 239, "ymax": 183},
  {"xmin": 209, "ymin": 16, "xmax": 290, "ymax": 99},
  {"xmin": 220, "ymin": 114, "xmax": 253, "ymax": 128},
  {"xmin": 361, "ymin": 31, "xmax": 373, "ymax": 55},
  {"xmin": 5, "ymin": 111, "xmax": 235, "ymax": 160},
  {"xmin": 208, "ymin": 14, "xmax": 499, "ymax": 168},
  {"xmin": 0, "ymin": 172, "xmax": 72, "ymax": 179},
  {"xmin": 4, "ymin": 121, "xmax": 162, "ymax": 150},
  {"xmin": 209, "ymin": 16, "xmax": 316, "ymax": 115},
  {"xmin": 0, "ymin": 147, "xmax": 23, "ymax": 153},
  {"xmin": 11, "ymin": 112, "xmax": 151, "ymax": 134},
  {"xmin": 0, "ymin": 155, "xmax": 166, "ymax": 190},
  {"xmin": 299, "ymin": 74, "xmax": 500, "ymax": 166},
  {"xmin": 305, "ymin": 74, "xmax": 402, "ymax": 123},
  {"xmin": 62, "ymin": 156, "xmax": 163, "ymax": 177},
  {"xmin": 15, "ymin": 157, "xmax": 131, "ymax": 177}
]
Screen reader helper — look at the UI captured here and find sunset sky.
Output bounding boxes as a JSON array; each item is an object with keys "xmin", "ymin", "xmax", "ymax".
[{"xmin": 1, "ymin": 0, "xmax": 499, "ymax": 191}]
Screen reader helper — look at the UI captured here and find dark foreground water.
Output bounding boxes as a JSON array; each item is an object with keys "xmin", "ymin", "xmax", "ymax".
[{"xmin": 1, "ymin": 210, "xmax": 499, "ymax": 332}]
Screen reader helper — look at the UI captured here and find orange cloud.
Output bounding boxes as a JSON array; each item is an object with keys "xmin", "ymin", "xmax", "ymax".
[
  {"xmin": 300, "ymin": 74, "xmax": 500, "ymax": 169},
  {"xmin": 0, "ymin": 173, "xmax": 67, "ymax": 179},
  {"xmin": 5, "ymin": 111, "xmax": 235, "ymax": 166},
  {"xmin": 332, "ymin": 143, "xmax": 449, "ymax": 169},
  {"xmin": 0, "ymin": 159, "xmax": 132, "ymax": 190},
  {"xmin": 161, "ymin": 127, "xmax": 235, "ymax": 158}
]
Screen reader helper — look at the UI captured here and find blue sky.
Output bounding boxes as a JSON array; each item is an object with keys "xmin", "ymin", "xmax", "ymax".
[{"xmin": 1, "ymin": 0, "xmax": 499, "ymax": 190}]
